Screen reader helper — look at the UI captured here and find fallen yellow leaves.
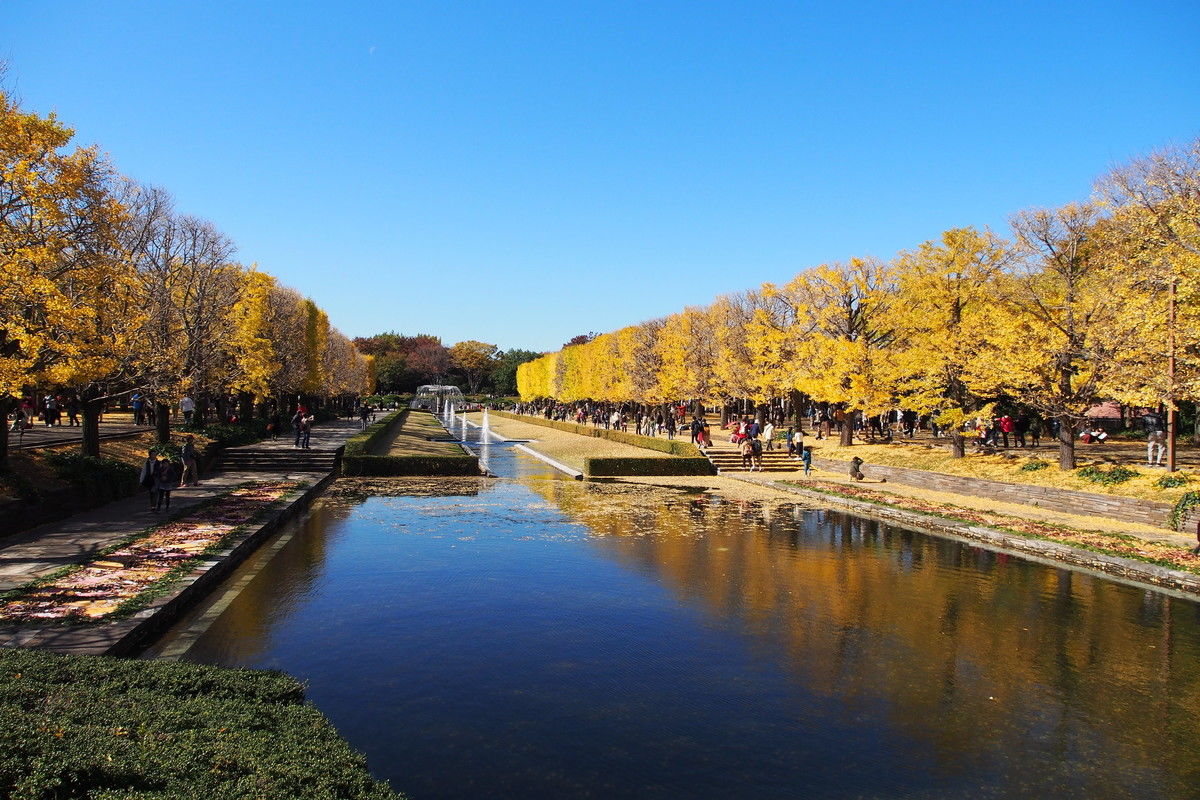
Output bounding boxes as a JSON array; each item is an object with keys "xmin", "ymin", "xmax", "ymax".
[{"xmin": 0, "ymin": 481, "xmax": 297, "ymax": 623}]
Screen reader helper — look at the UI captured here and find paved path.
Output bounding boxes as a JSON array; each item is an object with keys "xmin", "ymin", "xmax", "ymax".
[
  {"xmin": 0, "ymin": 417, "xmax": 366, "ymax": 654},
  {"xmin": 7, "ymin": 418, "xmax": 145, "ymax": 450}
]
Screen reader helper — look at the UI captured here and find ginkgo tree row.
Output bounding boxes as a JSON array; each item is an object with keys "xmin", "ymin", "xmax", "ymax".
[
  {"xmin": 519, "ymin": 139, "xmax": 1200, "ymax": 470},
  {"xmin": 0, "ymin": 90, "xmax": 373, "ymax": 465}
]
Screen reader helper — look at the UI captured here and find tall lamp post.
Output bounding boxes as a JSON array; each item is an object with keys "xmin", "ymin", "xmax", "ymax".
[{"xmin": 1167, "ymin": 275, "xmax": 1178, "ymax": 472}]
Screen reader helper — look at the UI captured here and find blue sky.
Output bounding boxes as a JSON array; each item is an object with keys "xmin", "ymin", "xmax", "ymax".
[{"xmin": 3, "ymin": 1, "xmax": 1197, "ymax": 352}]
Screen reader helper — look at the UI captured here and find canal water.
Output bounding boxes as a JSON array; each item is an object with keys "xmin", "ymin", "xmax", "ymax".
[{"xmin": 147, "ymin": 422, "xmax": 1200, "ymax": 799}]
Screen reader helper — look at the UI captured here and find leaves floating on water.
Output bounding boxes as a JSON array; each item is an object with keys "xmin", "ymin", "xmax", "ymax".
[{"xmin": 327, "ymin": 477, "xmax": 498, "ymax": 502}]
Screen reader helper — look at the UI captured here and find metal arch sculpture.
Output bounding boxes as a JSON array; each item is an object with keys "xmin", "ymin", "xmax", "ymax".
[{"xmin": 412, "ymin": 385, "xmax": 465, "ymax": 411}]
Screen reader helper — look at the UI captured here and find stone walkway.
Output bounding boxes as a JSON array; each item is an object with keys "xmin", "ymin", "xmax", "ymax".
[{"xmin": 0, "ymin": 416, "xmax": 365, "ymax": 654}]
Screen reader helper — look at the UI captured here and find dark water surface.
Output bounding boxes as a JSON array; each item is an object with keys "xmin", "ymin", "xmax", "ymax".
[{"xmin": 149, "ymin": 438, "xmax": 1200, "ymax": 799}]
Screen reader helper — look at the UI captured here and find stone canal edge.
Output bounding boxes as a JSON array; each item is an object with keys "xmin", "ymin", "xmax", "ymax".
[
  {"xmin": 734, "ymin": 474, "xmax": 1200, "ymax": 597},
  {"xmin": 5, "ymin": 475, "xmax": 336, "ymax": 657}
]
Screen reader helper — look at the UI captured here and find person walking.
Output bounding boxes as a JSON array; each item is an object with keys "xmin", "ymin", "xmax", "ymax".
[
  {"xmin": 801, "ymin": 445, "xmax": 813, "ymax": 476},
  {"xmin": 269, "ymin": 409, "xmax": 282, "ymax": 440},
  {"xmin": 292, "ymin": 408, "xmax": 304, "ymax": 448},
  {"xmin": 740, "ymin": 437, "xmax": 754, "ymax": 470},
  {"xmin": 138, "ymin": 449, "xmax": 158, "ymax": 510},
  {"xmin": 785, "ymin": 427, "xmax": 796, "ymax": 457},
  {"xmin": 180, "ymin": 395, "xmax": 196, "ymax": 426},
  {"xmin": 999, "ymin": 414, "xmax": 1014, "ymax": 448},
  {"xmin": 154, "ymin": 458, "xmax": 179, "ymax": 512},
  {"xmin": 179, "ymin": 436, "xmax": 200, "ymax": 487},
  {"xmin": 300, "ymin": 412, "xmax": 313, "ymax": 449},
  {"xmin": 750, "ymin": 435, "xmax": 763, "ymax": 471},
  {"xmin": 763, "ymin": 420, "xmax": 775, "ymax": 451}
]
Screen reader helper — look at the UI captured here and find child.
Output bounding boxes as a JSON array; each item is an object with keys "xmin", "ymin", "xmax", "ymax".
[
  {"xmin": 740, "ymin": 437, "xmax": 754, "ymax": 470},
  {"xmin": 801, "ymin": 446, "xmax": 812, "ymax": 476}
]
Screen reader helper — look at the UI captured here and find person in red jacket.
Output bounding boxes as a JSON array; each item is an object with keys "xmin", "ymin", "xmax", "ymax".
[{"xmin": 998, "ymin": 414, "xmax": 1014, "ymax": 448}]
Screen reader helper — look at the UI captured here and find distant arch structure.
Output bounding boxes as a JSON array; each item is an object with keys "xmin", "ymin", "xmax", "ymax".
[{"xmin": 412, "ymin": 385, "xmax": 465, "ymax": 412}]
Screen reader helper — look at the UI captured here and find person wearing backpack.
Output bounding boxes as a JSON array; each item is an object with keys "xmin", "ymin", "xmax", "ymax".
[{"xmin": 750, "ymin": 436, "xmax": 763, "ymax": 472}]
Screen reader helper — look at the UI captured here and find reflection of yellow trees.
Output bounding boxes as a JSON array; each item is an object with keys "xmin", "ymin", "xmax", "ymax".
[{"xmin": 527, "ymin": 479, "xmax": 1200, "ymax": 787}]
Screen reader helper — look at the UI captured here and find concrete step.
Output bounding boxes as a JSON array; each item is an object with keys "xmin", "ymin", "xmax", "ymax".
[
  {"xmin": 703, "ymin": 447, "xmax": 800, "ymax": 473},
  {"xmin": 219, "ymin": 449, "xmax": 339, "ymax": 473}
]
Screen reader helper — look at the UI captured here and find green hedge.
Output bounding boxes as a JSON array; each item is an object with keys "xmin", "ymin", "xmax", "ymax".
[
  {"xmin": 341, "ymin": 454, "xmax": 480, "ymax": 477},
  {"xmin": 181, "ymin": 420, "xmax": 268, "ymax": 448},
  {"xmin": 342, "ymin": 409, "xmax": 406, "ymax": 459},
  {"xmin": 43, "ymin": 452, "xmax": 139, "ymax": 502},
  {"xmin": 492, "ymin": 411, "xmax": 704, "ymax": 457},
  {"xmin": 583, "ymin": 456, "xmax": 715, "ymax": 477},
  {"xmin": 0, "ymin": 648, "xmax": 401, "ymax": 799}
]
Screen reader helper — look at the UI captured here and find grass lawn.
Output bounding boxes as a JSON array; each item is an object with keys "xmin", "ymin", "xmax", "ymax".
[{"xmin": 378, "ymin": 411, "xmax": 468, "ymax": 457}]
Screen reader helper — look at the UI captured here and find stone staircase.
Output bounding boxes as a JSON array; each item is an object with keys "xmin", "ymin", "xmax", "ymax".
[
  {"xmin": 704, "ymin": 445, "xmax": 799, "ymax": 474},
  {"xmin": 218, "ymin": 446, "xmax": 341, "ymax": 473}
]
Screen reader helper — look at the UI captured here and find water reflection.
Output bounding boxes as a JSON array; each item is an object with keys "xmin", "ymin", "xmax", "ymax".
[
  {"xmin": 529, "ymin": 481, "xmax": 1200, "ymax": 798},
  {"xmin": 152, "ymin": 468, "xmax": 1200, "ymax": 799}
]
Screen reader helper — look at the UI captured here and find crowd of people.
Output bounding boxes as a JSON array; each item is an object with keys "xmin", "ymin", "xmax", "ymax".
[
  {"xmin": 7, "ymin": 394, "xmax": 82, "ymax": 431},
  {"xmin": 509, "ymin": 397, "xmax": 1176, "ymax": 471}
]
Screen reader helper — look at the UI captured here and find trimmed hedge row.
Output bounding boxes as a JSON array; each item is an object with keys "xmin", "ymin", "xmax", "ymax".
[
  {"xmin": 341, "ymin": 454, "xmax": 480, "ymax": 477},
  {"xmin": 583, "ymin": 457, "xmax": 716, "ymax": 477},
  {"xmin": 43, "ymin": 452, "xmax": 139, "ymax": 502},
  {"xmin": 340, "ymin": 410, "xmax": 480, "ymax": 476},
  {"xmin": 0, "ymin": 648, "xmax": 401, "ymax": 799},
  {"xmin": 342, "ymin": 409, "xmax": 406, "ymax": 459},
  {"xmin": 492, "ymin": 411, "xmax": 705, "ymax": 457}
]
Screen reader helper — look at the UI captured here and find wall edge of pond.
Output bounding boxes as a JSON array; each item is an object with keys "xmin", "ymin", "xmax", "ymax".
[
  {"xmin": 113, "ymin": 473, "xmax": 337, "ymax": 657},
  {"xmin": 743, "ymin": 476, "xmax": 1200, "ymax": 600}
]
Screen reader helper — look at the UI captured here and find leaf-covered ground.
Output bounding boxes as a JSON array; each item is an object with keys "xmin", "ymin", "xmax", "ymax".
[{"xmin": 0, "ymin": 481, "xmax": 297, "ymax": 623}]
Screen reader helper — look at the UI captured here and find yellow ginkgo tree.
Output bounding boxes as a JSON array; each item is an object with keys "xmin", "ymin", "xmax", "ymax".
[
  {"xmin": 889, "ymin": 227, "xmax": 1014, "ymax": 456},
  {"xmin": 790, "ymin": 258, "xmax": 896, "ymax": 446}
]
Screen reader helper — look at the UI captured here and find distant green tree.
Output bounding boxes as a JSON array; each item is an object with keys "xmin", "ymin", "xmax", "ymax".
[{"xmin": 491, "ymin": 349, "xmax": 542, "ymax": 395}]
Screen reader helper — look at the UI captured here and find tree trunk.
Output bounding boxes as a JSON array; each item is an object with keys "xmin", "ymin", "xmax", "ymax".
[
  {"xmin": 839, "ymin": 410, "xmax": 854, "ymax": 447},
  {"xmin": 0, "ymin": 396, "xmax": 11, "ymax": 468},
  {"xmin": 81, "ymin": 399, "xmax": 104, "ymax": 458},
  {"xmin": 790, "ymin": 390, "xmax": 804, "ymax": 431},
  {"xmin": 951, "ymin": 433, "xmax": 966, "ymax": 458},
  {"xmin": 155, "ymin": 402, "xmax": 170, "ymax": 444},
  {"xmin": 720, "ymin": 405, "xmax": 730, "ymax": 427},
  {"xmin": 1057, "ymin": 414, "xmax": 1075, "ymax": 470},
  {"xmin": 238, "ymin": 391, "xmax": 254, "ymax": 425}
]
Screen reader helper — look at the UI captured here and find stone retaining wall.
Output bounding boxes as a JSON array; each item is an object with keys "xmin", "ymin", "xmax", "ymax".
[
  {"xmin": 740, "ymin": 475, "xmax": 1200, "ymax": 596},
  {"xmin": 811, "ymin": 456, "xmax": 1179, "ymax": 529}
]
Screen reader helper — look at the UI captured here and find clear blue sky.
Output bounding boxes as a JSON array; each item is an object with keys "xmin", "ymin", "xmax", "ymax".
[{"xmin": 4, "ymin": 1, "xmax": 1197, "ymax": 352}]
